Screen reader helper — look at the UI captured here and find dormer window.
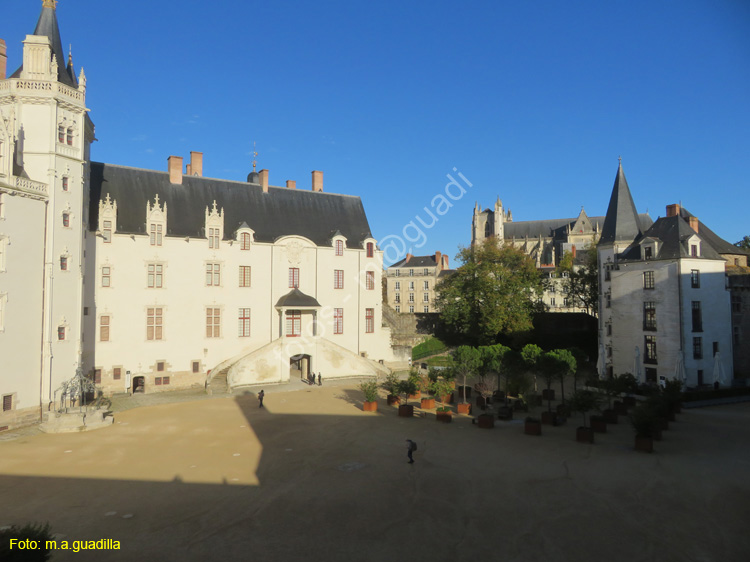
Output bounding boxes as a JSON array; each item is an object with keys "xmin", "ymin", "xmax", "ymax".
[
  {"xmin": 336, "ymin": 240, "xmax": 344, "ymax": 256},
  {"xmin": 366, "ymin": 242, "xmax": 374, "ymax": 258},
  {"xmin": 691, "ymin": 244, "xmax": 698, "ymax": 257},
  {"xmin": 150, "ymin": 223, "xmax": 162, "ymax": 246},
  {"xmin": 241, "ymin": 232, "xmax": 251, "ymax": 250},
  {"xmin": 102, "ymin": 221, "xmax": 112, "ymax": 243},
  {"xmin": 644, "ymin": 246, "xmax": 653, "ymax": 259},
  {"xmin": 208, "ymin": 228, "xmax": 220, "ymax": 249}
]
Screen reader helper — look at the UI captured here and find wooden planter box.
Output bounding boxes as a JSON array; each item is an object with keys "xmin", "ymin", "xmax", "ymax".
[
  {"xmin": 436, "ymin": 411, "xmax": 453, "ymax": 423},
  {"xmin": 634, "ymin": 435, "xmax": 654, "ymax": 453},
  {"xmin": 398, "ymin": 405, "xmax": 414, "ymax": 418},
  {"xmin": 440, "ymin": 393, "xmax": 454, "ymax": 405},
  {"xmin": 614, "ymin": 401, "xmax": 628, "ymax": 415},
  {"xmin": 497, "ymin": 406, "xmax": 513, "ymax": 421},
  {"xmin": 387, "ymin": 394, "xmax": 400, "ymax": 406},
  {"xmin": 420, "ymin": 397, "xmax": 435, "ymax": 409},
  {"xmin": 409, "ymin": 391, "xmax": 421, "ymax": 401},
  {"xmin": 603, "ymin": 409, "xmax": 618, "ymax": 424},
  {"xmin": 542, "ymin": 388, "xmax": 555, "ymax": 401},
  {"xmin": 362, "ymin": 401, "xmax": 378, "ymax": 412},
  {"xmin": 456, "ymin": 403, "xmax": 471, "ymax": 415},
  {"xmin": 478, "ymin": 414, "xmax": 495, "ymax": 429},
  {"xmin": 624, "ymin": 396, "xmax": 637, "ymax": 407},
  {"xmin": 590, "ymin": 415, "xmax": 607, "ymax": 433},
  {"xmin": 524, "ymin": 419, "xmax": 542, "ymax": 435},
  {"xmin": 576, "ymin": 426, "xmax": 594, "ymax": 444},
  {"xmin": 541, "ymin": 411, "xmax": 557, "ymax": 425}
]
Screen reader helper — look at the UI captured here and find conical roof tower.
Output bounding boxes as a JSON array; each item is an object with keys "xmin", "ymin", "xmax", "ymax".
[{"xmin": 599, "ymin": 160, "xmax": 643, "ymax": 246}]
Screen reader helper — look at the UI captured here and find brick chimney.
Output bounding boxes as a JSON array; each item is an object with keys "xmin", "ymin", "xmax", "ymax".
[
  {"xmin": 286, "ymin": 180, "xmax": 296, "ymax": 189},
  {"xmin": 571, "ymin": 245, "xmax": 577, "ymax": 258},
  {"xmin": 435, "ymin": 251, "xmax": 442, "ymax": 270},
  {"xmin": 405, "ymin": 253, "xmax": 413, "ymax": 263},
  {"xmin": 0, "ymin": 40, "xmax": 7, "ymax": 80},
  {"xmin": 689, "ymin": 216, "xmax": 700, "ymax": 233},
  {"xmin": 666, "ymin": 204, "xmax": 681, "ymax": 217},
  {"xmin": 442, "ymin": 255, "xmax": 449, "ymax": 268},
  {"xmin": 259, "ymin": 169, "xmax": 269, "ymax": 193},
  {"xmin": 312, "ymin": 170, "xmax": 323, "ymax": 192},
  {"xmin": 168, "ymin": 156, "xmax": 183, "ymax": 184},
  {"xmin": 187, "ymin": 151, "xmax": 203, "ymax": 177}
]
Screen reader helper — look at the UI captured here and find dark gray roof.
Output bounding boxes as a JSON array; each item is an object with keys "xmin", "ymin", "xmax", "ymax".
[
  {"xmin": 391, "ymin": 255, "xmax": 438, "ymax": 268},
  {"xmin": 10, "ymin": 4, "xmax": 77, "ymax": 87},
  {"xmin": 88, "ymin": 163, "xmax": 373, "ymax": 247},
  {"xmin": 620, "ymin": 213, "xmax": 724, "ymax": 261},
  {"xmin": 275, "ymin": 289, "xmax": 322, "ymax": 308},
  {"xmin": 600, "ymin": 163, "xmax": 644, "ymax": 245},
  {"xmin": 674, "ymin": 207, "xmax": 750, "ymax": 256},
  {"xmin": 503, "ymin": 214, "xmax": 652, "ymax": 240}
]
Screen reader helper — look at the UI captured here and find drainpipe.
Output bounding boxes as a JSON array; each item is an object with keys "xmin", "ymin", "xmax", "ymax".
[{"xmin": 39, "ymin": 198, "xmax": 51, "ymax": 421}]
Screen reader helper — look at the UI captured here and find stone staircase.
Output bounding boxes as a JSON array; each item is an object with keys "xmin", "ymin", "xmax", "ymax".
[{"xmin": 207, "ymin": 367, "xmax": 230, "ymax": 395}]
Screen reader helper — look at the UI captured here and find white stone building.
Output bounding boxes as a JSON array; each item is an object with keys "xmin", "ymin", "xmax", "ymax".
[
  {"xmin": 384, "ymin": 251, "xmax": 453, "ymax": 313},
  {"xmin": 597, "ymin": 162, "xmax": 734, "ymax": 386},
  {"xmin": 0, "ymin": 2, "xmax": 393, "ymax": 429}
]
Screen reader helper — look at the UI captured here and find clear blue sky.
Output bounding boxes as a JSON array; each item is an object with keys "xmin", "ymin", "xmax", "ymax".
[{"xmin": 4, "ymin": 0, "xmax": 749, "ymax": 265}]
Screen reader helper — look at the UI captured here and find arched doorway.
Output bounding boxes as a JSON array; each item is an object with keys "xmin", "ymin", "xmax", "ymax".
[
  {"xmin": 133, "ymin": 376, "xmax": 145, "ymax": 393},
  {"xmin": 290, "ymin": 354, "xmax": 313, "ymax": 384}
]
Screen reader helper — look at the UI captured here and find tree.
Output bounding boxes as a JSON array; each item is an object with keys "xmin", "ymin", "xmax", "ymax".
[
  {"xmin": 435, "ymin": 240, "xmax": 543, "ymax": 345},
  {"xmin": 550, "ymin": 348, "xmax": 576, "ymax": 405},
  {"xmin": 538, "ymin": 352, "xmax": 559, "ymax": 413},
  {"xmin": 568, "ymin": 390, "xmax": 600, "ymax": 428},
  {"xmin": 452, "ymin": 346, "xmax": 481, "ymax": 404},
  {"xmin": 521, "ymin": 343, "xmax": 543, "ymax": 392},
  {"xmin": 559, "ymin": 246, "xmax": 599, "ymax": 315},
  {"xmin": 735, "ymin": 236, "xmax": 750, "ymax": 250}
]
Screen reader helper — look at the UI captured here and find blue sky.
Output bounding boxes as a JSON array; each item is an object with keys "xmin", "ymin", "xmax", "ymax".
[{"xmin": 4, "ymin": 0, "xmax": 749, "ymax": 265}]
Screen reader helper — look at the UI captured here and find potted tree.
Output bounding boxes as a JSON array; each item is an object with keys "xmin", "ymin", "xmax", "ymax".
[
  {"xmin": 431, "ymin": 379, "xmax": 454, "ymax": 423},
  {"xmin": 662, "ymin": 379, "xmax": 683, "ymax": 418},
  {"xmin": 599, "ymin": 375, "xmax": 623, "ymax": 424},
  {"xmin": 620, "ymin": 373, "xmax": 639, "ymax": 407},
  {"xmin": 359, "ymin": 381, "xmax": 379, "ymax": 412},
  {"xmin": 452, "ymin": 346, "xmax": 480, "ymax": 415},
  {"xmin": 569, "ymin": 389, "xmax": 599, "ymax": 444},
  {"xmin": 538, "ymin": 352, "xmax": 559, "ymax": 425},
  {"xmin": 397, "ymin": 378, "xmax": 419, "ymax": 417},
  {"xmin": 381, "ymin": 373, "xmax": 401, "ymax": 406},
  {"xmin": 631, "ymin": 402, "xmax": 659, "ymax": 452},
  {"xmin": 407, "ymin": 368, "xmax": 422, "ymax": 401},
  {"xmin": 551, "ymin": 348, "xmax": 576, "ymax": 408}
]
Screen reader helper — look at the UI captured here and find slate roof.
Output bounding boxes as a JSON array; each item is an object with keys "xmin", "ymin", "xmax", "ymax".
[
  {"xmin": 10, "ymin": 3, "xmax": 78, "ymax": 87},
  {"xmin": 390, "ymin": 255, "xmax": 438, "ymax": 268},
  {"xmin": 88, "ymin": 163, "xmax": 374, "ymax": 247},
  {"xmin": 600, "ymin": 163, "xmax": 644, "ymax": 245},
  {"xmin": 502, "ymin": 214, "xmax": 652, "ymax": 240},
  {"xmin": 275, "ymin": 289, "xmax": 322, "ymax": 308},
  {"xmin": 619, "ymin": 207, "xmax": 742, "ymax": 262}
]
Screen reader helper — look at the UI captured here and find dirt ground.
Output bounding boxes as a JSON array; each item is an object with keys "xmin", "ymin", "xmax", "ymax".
[{"xmin": 1, "ymin": 381, "xmax": 749, "ymax": 562}]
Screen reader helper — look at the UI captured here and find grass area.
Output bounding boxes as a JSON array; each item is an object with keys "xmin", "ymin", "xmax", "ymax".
[
  {"xmin": 412, "ymin": 337, "xmax": 447, "ymax": 360},
  {"xmin": 425, "ymin": 355, "xmax": 453, "ymax": 367}
]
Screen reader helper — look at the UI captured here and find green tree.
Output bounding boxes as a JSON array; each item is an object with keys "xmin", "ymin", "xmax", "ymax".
[
  {"xmin": 550, "ymin": 348, "xmax": 577, "ymax": 405},
  {"xmin": 559, "ymin": 246, "xmax": 599, "ymax": 315},
  {"xmin": 538, "ymin": 352, "xmax": 559, "ymax": 413},
  {"xmin": 435, "ymin": 240, "xmax": 543, "ymax": 345},
  {"xmin": 521, "ymin": 343, "xmax": 543, "ymax": 392},
  {"xmin": 735, "ymin": 236, "xmax": 750, "ymax": 250},
  {"xmin": 452, "ymin": 345, "xmax": 481, "ymax": 404}
]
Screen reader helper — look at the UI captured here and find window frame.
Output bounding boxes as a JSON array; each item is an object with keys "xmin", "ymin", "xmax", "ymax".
[
  {"xmin": 365, "ymin": 308, "xmax": 374, "ymax": 333},
  {"xmin": 691, "ymin": 269, "xmax": 700, "ymax": 288},
  {"xmin": 289, "ymin": 267, "xmax": 300, "ymax": 289},
  {"xmin": 286, "ymin": 310, "xmax": 301, "ymax": 337},
  {"xmin": 147, "ymin": 307, "xmax": 163, "ymax": 341},
  {"xmin": 100, "ymin": 315, "xmax": 110, "ymax": 342},
  {"xmin": 238, "ymin": 308, "xmax": 251, "ymax": 337},
  {"xmin": 239, "ymin": 265, "xmax": 252, "ymax": 288},
  {"xmin": 206, "ymin": 263, "xmax": 221, "ymax": 286},
  {"xmin": 335, "ymin": 239, "xmax": 344, "ymax": 256},
  {"xmin": 366, "ymin": 271, "xmax": 375, "ymax": 290},
  {"xmin": 334, "ymin": 269, "xmax": 344, "ymax": 290},
  {"xmin": 334, "ymin": 308, "xmax": 344, "ymax": 334},
  {"xmin": 643, "ymin": 271, "xmax": 655, "ymax": 290},
  {"xmin": 206, "ymin": 307, "xmax": 221, "ymax": 338},
  {"xmin": 148, "ymin": 263, "xmax": 163, "ymax": 289}
]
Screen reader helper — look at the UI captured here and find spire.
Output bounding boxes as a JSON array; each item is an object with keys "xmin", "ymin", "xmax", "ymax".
[{"xmin": 599, "ymin": 159, "xmax": 643, "ymax": 246}]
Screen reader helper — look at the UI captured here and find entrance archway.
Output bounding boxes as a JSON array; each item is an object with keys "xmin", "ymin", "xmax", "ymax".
[
  {"xmin": 290, "ymin": 354, "xmax": 313, "ymax": 384},
  {"xmin": 133, "ymin": 376, "xmax": 145, "ymax": 393}
]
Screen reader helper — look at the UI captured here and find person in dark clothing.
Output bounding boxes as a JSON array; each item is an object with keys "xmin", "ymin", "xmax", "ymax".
[
  {"xmin": 318, "ymin": 373, "xmax": 322, "ymax": 386},
  {"xmin": 406, "ymin": 439, "xmax": 416, "ymax": 464},
  {"xmin": 258, "ymin": 389, "xmax": 265, "ymax": 408}
]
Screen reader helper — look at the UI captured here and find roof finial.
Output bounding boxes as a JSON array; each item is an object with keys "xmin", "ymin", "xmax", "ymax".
[
  {"xmin": 43, "ymin": 0, "xmax": 57, "ymax": 9},
  {"xmin": 618, "ymin": 155, "xmax": 622, "ymax": 166},
  {"xmin": 252, "ymin": 141, "xmax": 257, "ymax": 172}
]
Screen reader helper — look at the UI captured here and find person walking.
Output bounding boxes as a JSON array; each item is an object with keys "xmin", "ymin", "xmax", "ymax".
[
  {"xmin": 406, "ymin": 439, "xmax": 416, "ymax": 464},
  {"xmin": 258, "ymin": 389, "xmax": 265, "ymax": 408},
  {"xmin": 318, "ymin": 373, "xmax": 322, "ymax": 386}
]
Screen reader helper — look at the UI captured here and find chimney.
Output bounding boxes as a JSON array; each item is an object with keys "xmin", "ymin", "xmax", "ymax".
[
  {"xmin": 286, "ymin": 180, "xmax": 296, "ymax": 189},
  {"xmin": 435, "ymin": 251, "xmax": 442, "ymax": 270},
  {"xmin": 666, "ymin": 204, "xmax": 680, "ymax": 217},
  {"xmin": 689, "ymin": 216, "xmax": 699, "ymax": 233},
  {"xmin": 312, "ymin": 170, "xmax": 323, "ymax": 192},
  {"xmin": 259, "ymin": 169, "xmax": 269, "ymax": 193},
  {"xmin": 571, "ymin": 245, "xmax": 577, "ymax": 258},
  {"xmin": 405, "ymin": 253, "xmax": 413, "ymax": 263},
  {"xmin": 168, "ymin": 156, "xmax": 183, "ymax": 184},
  {"xmin": 443, "ymin": 255, "xmax": 449, "ymax": 268},
  {"xmin": 189, "ymin": 151, "xmax": 203, "ymax": 177},
  {"xmin": 0, "ymin": 39, "xmax": 7, "ymax": 80}
]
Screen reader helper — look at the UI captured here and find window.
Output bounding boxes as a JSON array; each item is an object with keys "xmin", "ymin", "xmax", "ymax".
[
  {"xmin": 732, "ymin": 294, "xmax": 742, "ymax": 313},
  {"xmin": 395, "ymin": 270, "xmax": 400, "ymax": 277},
  {"xmin": 286, "ymin": 310, "xmax": 301, "ymax": 337},
  {"xmin": 2, "ymin": 394, "xmax": 12, "ymax": 412},
  {"xmin": 691, "ymin": 244, "xmax": 698, "ymax": 257},
  {"xmin": 100, "ymin": 315, "xmax": 110, "ymax": 341},
  {"xmin": 409, "ymin": 293, "xmax": 415, "ymax": 303},
  {"xmin": 692, "ymin": 301, "xmax": 702, "ymax": 332},
  {"xmin": 206, "ymin": 308, "xmax": 221, "ymax": 338},
  {"xmin": 395, "ymin": 281, "xmax": 400, "ymax": 291},
  {"xmin": 289, "ymin": 268, "xmax": 300, "ymax": 288},
  {"xmin": 57, "ymin": 326, "xmax": 66, "ymax": 340},
  {"xmin": 239, "ymin": 266, "xmax": 251, "ymax": 287},
  {"xmin": 693, "ymin": 337, "xmax": 702, "ymax": 359},
  {"xmin": 423, "ymin": 293, "xmax": 429, "ymax": 303},
  {"xmin": 94, "ymin": 369, "xmax": 102, "ymax": 384},
  {"xmin": 335, "ymin": 240, "xmax": 343, "ymax": 256},
  {"xmin": 395, "ymin": 294, "xmax": 400, "ymax": 303},
  {"xmin": 334, "ymin": 308, "xmax": 343, "ymax": 334},
  {"xmin": 101, "ymin": 266, "xmax": 111, "ymax": 287},
  {"xmin": 643, "ymin": 302, "xmax": 656, "ymax": 331},
  {"xmin": 0, "ymin": 194, "xmax": 4, "ymax": 219},
  {"xmin": 605, "ymin": 294, "xmax": 610, "ymax": 308},
  {"xmin": 563, "ymin": 297, "xmax": 569, "ymax": 307},
  {"xmin": 423, "ymin": 268, "xmax": 429, "ymax": 275},
  {"xmin": 644, "ymin": 246, "xmax": 653, "ymax": 259},
  {"xmin": 147, "ymin": 308, "xmax": 163, "ymax": 340},
  {"xmin": 395, "ymin": 306, "xmax": 400, "ymax": 313},
  {"xmin": 157, "ymin": 362, "xmax": 165, "ymax": 372},
  {"xmin": 423, "ymin": 281, "xmax": 429, "ymax": 290},
  {"xmin": 334, "ymin": 269, "xmax": 344, "ymax": 289},
  {"xmin": 66, "ymin": 127, "xmax": 73, "ymax": 146},
  {"xmin": 241, "ymin": 232, "xmax": 252, "ymax": 250},
  {"xmin": 366, "ymin": 242, "xmax": 374, "ymax": 258},
  {"xmin": 562, "ymin": 271, "xmax": 569, "ymax": 278},
  {"xmin": 113, "ymin": 367, "xmax": 122, "ymax": 380},
  {"xmin": 206, "ymin": 263, "xmax": 221, "ymax": 286},
  {"xmin": 155, "ymin": 377, "xmax": 162, "ymax": 386},
  {"xmin": 60, "ymin": 256, "xmax": 68, "ymax": 271},
  {"xmin": 644, "ymin": 335, "xmax": 657, "ymax": 364},
  {"xmin": 409, "ymin": 269, "xmax": 414, "ymax": 276},
  {"xmin": 409, "ymin": 281, "xmax": 415, "ymax": 290},
  {"xmin": 605, "ymin": 268, "xmax": 611, "ymax": 281},
  {"xmin": 549, "ymin": 285, "xmax": 556, "ymax": 294},
  {"xmin": 606, "ymin": 345, "xmax": 612, "ymax": 358},
  {"xmin": 365, "ymin": 308, "xmax": 374, "ymax": 333},
  {"xmin": 62, "ymin": 177, "xmax": 69, "ymax": 191},
  {"xmin": 192, "ymin": 361, "xmax": 200, "ymax": 373},
  {"xmin": 238, "ymin": 308, "xmax": 251, "ymax": 337},
  {"xmin": 102, "ymin": 220, "xmax": 112, "ymax": 243},
  {"xmin": 208, "ymin": 227, "xmax": 220, "ymax": 249},
  {"xmin": 409, "ymin": 306, "xmax": 414, "ymax": 313},
  {"xmin": 606, "ymin": 324, "xmax": 612, "ymax": 336},
  {"xmin": 691, "ymin": 270, "xmax": 700, "ymax": 288},
  {"xmin": 58, "ymin": 125, "xmax": 65, "ymax": 143},
  {"xmin": 551, "ymin": 297, "xmax": 556, "ymax": 307},
  {"xmin": 162, "ymin": 376, "xmax": 170, "ymax": 385},
  {"xmin": 423, "ymin": 306, "xmax": 429, "ymax": 313},
  {"xmin": 150, "ymin": 223, "xmax": 162, "ymax": 246},
  {"xmin": 645, "ymin": 368, "xmax": 657, "ymax": 383},
  {"xmin": 148, "ymin": 263, "xmax": 163, "ymax": 288},
  {"xmin": 366, "ymin": 271, "xmax": 375, "ymax": 290},
  {"xmin": 62, "ymin": 213, "xmax": 70, "ymax": 227},
  {"xmin": 734, "ymin": 326, "xmax": 741, "ymax": 346},
  {"xmin": 643, "ymin": 271, "xmax": 655, "ymax": 289}
]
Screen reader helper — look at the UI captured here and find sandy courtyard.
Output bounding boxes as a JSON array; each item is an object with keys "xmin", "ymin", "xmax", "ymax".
[{"xmin": 1, "ymin": 382, "xmax": 749, "ymax": 562}]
